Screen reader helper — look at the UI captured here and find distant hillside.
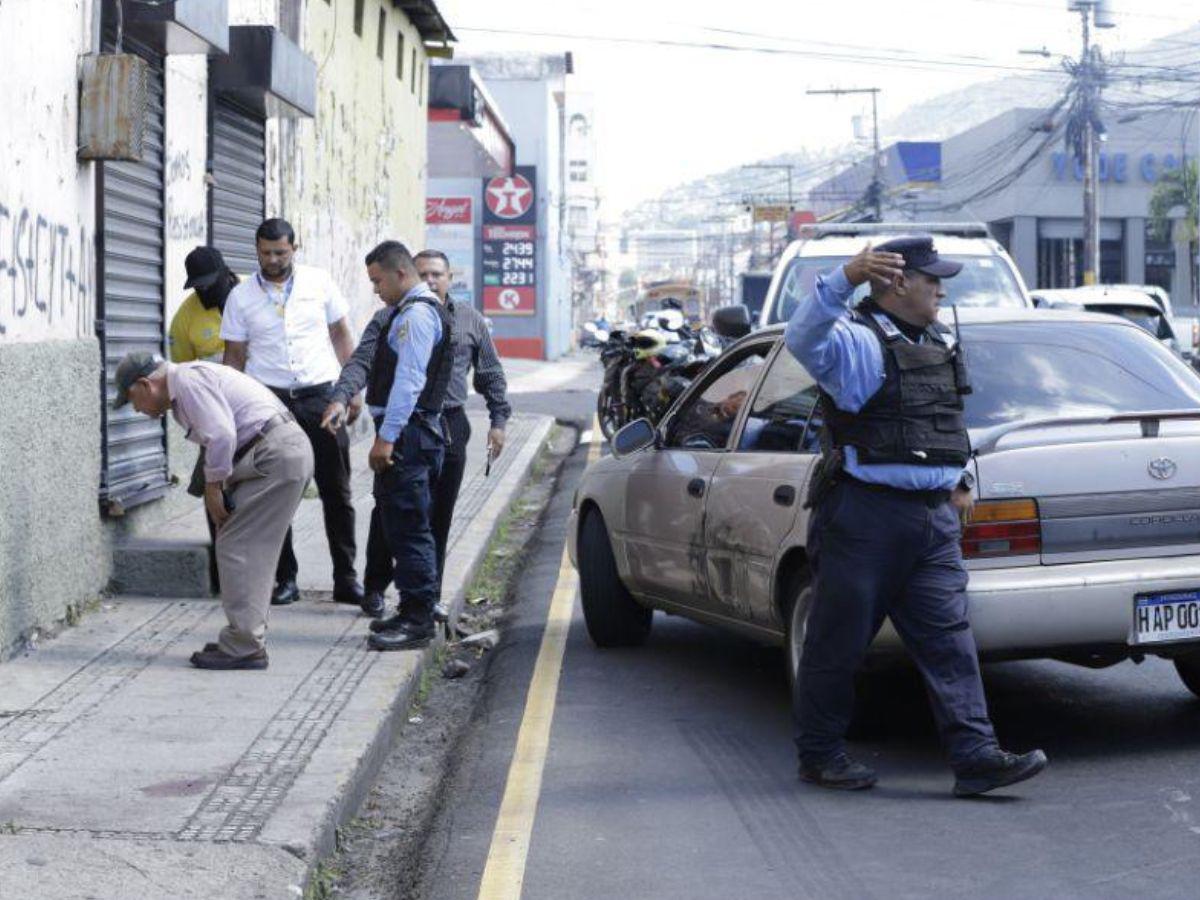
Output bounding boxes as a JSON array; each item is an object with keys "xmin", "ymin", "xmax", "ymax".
[{"xmin": 624, "ymin": 21, "xmax": 1200, "ymax": 231}]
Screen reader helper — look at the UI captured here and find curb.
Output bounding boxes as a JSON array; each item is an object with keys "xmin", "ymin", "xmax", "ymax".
[{"xmin": 293, "ymin": 414, "xmax": 558, "ymax": 889}]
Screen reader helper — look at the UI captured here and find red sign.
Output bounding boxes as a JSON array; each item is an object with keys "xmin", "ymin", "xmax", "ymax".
[
  {"xmin": 484, "ymin": 173, "xmax": 535, "ymax": 220},
  {"xmin": 483, "ymin": 286, "xmax": 536, "ymax": 316},
  {"xmin": 426, "ymin": 197, "xmax": 473, "ymax": 225}
]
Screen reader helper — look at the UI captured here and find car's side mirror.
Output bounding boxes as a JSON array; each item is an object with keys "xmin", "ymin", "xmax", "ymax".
[
  {"xmin": 612, "ymin": 418, "xmax": 659, "ymax": 458},
  {"xmin": 712, "ymin": 305, "xmax": 752, "ymax": 339}
]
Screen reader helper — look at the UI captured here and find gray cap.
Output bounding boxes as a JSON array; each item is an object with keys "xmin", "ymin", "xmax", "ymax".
[{"xmin": 113, "ymin": 352, "xmax": 165, "ymax": 408}]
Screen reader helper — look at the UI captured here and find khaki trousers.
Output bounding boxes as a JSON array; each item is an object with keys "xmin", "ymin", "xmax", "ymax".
[{"xmin": 215, "ymin": 421, "xmax": 314, "ymax": 657}]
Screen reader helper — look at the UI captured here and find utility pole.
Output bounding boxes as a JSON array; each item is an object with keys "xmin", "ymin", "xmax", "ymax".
[
  {"xmin": 808, "ymin": 87, "xmax": 883, "ymax": 221},
  {"xmin": 1068, "ymin": 0, "xmax": 1114, "ymax": 285},
  {"xmin": 741, "ymin": 163, "xmax": 797, "ymax": 265}
]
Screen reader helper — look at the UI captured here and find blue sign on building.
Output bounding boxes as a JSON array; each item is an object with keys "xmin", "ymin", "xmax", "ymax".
[{"xmin": 1051, "ymin": 151, "xmax": 1190, "ymax": 184}]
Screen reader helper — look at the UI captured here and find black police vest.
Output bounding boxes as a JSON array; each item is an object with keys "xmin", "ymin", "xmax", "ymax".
[
  {"xmin": 365, "ymin": 296, "xmax": 455, "ymax": 413},
  {"xmin": 819, "ymin": 301, "xmax": 972, "ymax": 467}
]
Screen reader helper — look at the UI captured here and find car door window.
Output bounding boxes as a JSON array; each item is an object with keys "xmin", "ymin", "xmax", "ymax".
[
  {"xmin": 666, "ymin": 346, "xmax": 769, "ymax": 451},
  {"xmin": 738, "ymin": 348, "xmax": 821, "ymax": 452}
]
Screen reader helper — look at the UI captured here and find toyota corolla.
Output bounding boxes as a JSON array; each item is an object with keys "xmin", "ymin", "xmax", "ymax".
[{"xmin": 568, "ymin": 308, "xmax": 1200, "ymax": 698}]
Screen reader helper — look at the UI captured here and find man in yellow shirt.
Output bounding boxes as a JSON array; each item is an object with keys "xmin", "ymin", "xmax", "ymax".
[
  {"xmin": 169, "ymin": 246, "xmax": 241, "ymax": 592},
  {"xmin": 169, "ymin": 247, "xmax": 239, "ymax": 363}
]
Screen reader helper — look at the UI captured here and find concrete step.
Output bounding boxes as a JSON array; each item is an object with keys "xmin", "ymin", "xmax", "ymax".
[{"xmin": 110, "ymin": 538, "xmax": 212, "ymax": 599}]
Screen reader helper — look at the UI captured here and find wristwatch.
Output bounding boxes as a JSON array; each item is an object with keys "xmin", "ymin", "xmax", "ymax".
[{"xmin": 956, "ymin": 470, "xmax": 976, "ymax": 493}]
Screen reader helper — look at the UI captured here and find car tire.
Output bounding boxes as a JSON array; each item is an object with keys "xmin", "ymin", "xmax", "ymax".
[
  {"xmin": 784, "ymin": 578, "xmax": 813, "ymax": 694},
  {"xmin": 784, "ymin": 573, "xmax": 885, "ymax": 738},
  {"xmin": 578, "ymin": 510, "xmax": 652, "ymax": 647},
  {"xmin": 1174, "ymin": 654, "xmax": 1200, "ymax": 699}
]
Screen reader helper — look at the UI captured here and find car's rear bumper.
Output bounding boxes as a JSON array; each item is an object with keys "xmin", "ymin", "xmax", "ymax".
[{"xmin": 874, "ymin": 553, "xmax": 1200, "ymax": 656}]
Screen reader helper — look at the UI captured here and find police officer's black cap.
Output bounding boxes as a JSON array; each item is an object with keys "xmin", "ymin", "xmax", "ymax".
[
  {"xmin": 875, "ymin": 235, "xmax": 963, "ymax": 279},
  {"xmin": 183, "ymin": 246, "xmax": 228, "ymax": 290}
]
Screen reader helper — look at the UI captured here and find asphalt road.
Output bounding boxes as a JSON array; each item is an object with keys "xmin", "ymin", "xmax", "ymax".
[{"xmin": 427, "ymin": 357, "xmax": 1200, "ymax": 900}]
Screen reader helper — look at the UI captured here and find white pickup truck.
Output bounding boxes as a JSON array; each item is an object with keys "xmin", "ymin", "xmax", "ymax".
[{"xmin": 757, "ymin": 222, "xmax": 1032, "ymax": 328}]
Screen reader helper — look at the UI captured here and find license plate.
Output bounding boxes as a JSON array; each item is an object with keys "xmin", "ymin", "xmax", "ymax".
[{"xmin": 1132, "ymin": 590, "xmax": 1200, "ymax": 644}]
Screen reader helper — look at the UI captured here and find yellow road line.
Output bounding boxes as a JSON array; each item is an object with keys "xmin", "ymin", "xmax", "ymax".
[{"xmin": 476, "ymin": 416, "xmax": 602, "ymax": 900}]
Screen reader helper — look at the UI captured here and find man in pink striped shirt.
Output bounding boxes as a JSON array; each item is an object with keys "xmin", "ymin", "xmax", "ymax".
[{"xmin": 114, "ymin": 352, "xmax": 314, "ymax": 669}]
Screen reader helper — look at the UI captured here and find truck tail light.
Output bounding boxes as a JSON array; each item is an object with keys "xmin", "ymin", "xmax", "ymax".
[{"xmin": 962, "ymin": 499, "xmax": 1040, "ymax": 559}]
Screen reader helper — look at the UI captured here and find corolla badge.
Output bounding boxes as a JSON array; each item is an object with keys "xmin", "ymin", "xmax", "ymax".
[{"xmin": 1148, "ymin": 457, "xmax": 1178, "ymax": 480}]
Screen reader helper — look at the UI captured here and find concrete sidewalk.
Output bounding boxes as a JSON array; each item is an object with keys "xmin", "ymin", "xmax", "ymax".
[{"xmin": 0, "ymin": 409, "xmax": 555, "ymax": 899}]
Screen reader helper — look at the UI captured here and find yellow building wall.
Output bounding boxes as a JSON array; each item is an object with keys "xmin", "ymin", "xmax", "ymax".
[{"xmin": 278, "ymin": 0, "xmax": 431, "ymax": 333}]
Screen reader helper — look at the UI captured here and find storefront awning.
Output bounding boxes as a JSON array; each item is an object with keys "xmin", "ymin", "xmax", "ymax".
[
  {"xmin": 428, "ymin": 66, "xmax": 515, "ymax": 178},
  {"xmin": 123, "ymin": 0, "xmax": 229, "ymax": 55},
  {"xmin": 209, "ymin": 26, "xmax": 316, "ymax": 119}
]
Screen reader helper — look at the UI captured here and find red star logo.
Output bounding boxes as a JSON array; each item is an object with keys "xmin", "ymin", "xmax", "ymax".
[{"xmin": 485, "ymin": 174, "xmax": 534, "ymax": 219}]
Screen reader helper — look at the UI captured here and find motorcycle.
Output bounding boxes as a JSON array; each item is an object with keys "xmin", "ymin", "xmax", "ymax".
[{"xmin": 596, "ymin": 318, "xmax": 724, "ymax": 440}]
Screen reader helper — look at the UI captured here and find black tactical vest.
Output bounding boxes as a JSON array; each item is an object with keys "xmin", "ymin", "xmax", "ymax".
[
  {"xmin": 819, "ymin": 301, "xmax": 972, "ymax": 467},
  {"xmin": 365, "ymin": 295, "xmax": 455, "ymax": 414}
]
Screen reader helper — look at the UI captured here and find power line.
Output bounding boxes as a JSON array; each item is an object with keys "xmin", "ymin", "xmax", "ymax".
[{"xmin": 453, "ymin": 26, "xmax": 1066, "ymax": 78}]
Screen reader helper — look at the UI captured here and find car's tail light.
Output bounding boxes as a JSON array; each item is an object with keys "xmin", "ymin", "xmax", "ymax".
[{"xmin": 962, "ymin": 499, "xmax": 1040, "ymax": 559}]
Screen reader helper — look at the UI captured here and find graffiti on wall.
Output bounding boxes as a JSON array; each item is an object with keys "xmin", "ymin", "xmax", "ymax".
[{"xmin": 0, "ymin": 202, "xmax": 94, "ymax": 339}]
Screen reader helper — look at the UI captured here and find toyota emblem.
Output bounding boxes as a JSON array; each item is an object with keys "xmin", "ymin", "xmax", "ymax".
[{"xmin": 1148, "ymin": 457, "xmax": 1178, "ymax": 480}]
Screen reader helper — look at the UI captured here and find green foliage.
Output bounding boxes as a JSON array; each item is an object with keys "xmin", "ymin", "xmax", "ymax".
[{"xmin": 1148, "ymin": 160, "xmax": 1198, "ymax": 245}]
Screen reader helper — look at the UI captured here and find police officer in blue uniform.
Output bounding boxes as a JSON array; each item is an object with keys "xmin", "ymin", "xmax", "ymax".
[
  {"xmin": 786, "ymin": 236, "xmax": 1047, "ymax": 797},
  {"xmin": 359, "ymin": 240, "xmax": 455, "ymax": 651}
]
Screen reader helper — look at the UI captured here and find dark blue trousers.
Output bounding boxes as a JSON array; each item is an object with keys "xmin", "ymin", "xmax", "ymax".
[
  {"xmin": 794, "ymin": 479, "xmax": 998, "ymax": 769},
  {"xmin": 373, "ymin": 414, "xmax": 445, "ymax": 629}
]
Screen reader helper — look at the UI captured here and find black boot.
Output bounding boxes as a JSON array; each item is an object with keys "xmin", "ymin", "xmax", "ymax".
[
  {"xmin": 333, "ymin": 578, "xmax": 365, "ymax": 606},
  {"xmin": 367, "ymin": 621, "xmax": 435, "ymax": 652},
  {"xmin": 953, "ymin": 748, "xmax": 1047, "ymax": 797},
  {"xmin": 361, "ymin": 589, "xmax": 387, "ymax": 619},
  {"xmin": 271, "ymin": 579, "xmax": 299, "ymax": 606},
  {"xmin": 799, "ymin": 753, "xmax": 878, "ymax": 790}
]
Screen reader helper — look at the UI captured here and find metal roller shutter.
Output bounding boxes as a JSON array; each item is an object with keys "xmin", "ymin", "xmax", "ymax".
[
  {"xmin": 97, "ymin": 32, "xmax": 168, "ymax": 513},
  {"xmin": 210, "ymin": 97, "xmax": 266, "ymax": 277}
]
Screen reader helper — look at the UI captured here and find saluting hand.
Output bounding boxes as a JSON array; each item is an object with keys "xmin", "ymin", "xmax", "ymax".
[{"xmin": 843, "ymin": 243, "xmax": 907, "ymax": 288}]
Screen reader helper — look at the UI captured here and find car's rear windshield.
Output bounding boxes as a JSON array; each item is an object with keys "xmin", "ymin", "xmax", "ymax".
[
  {"xmin": 769, "ymin": 254, "xmax": 1025, "ymax": 324},
  {"xmin": 1086, "ymin": 303, "xmax": 1174, "ymax": 341},
  {"xmin": 961, "ymin": 320, "xmax": 1200, "ymax": 429}
]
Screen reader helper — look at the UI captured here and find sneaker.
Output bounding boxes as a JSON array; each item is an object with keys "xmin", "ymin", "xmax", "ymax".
[
  {"xmin": 799, "ymin": 753, "xmax": 878, "ymax": 791},
  {"xmin": 953, "ymin": 748, "xmax": 1048, "ymax": 798}
]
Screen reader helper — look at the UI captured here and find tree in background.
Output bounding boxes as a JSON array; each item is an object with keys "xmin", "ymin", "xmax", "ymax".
[{"xmin": 1148, "ymin": 160, "xmax": 1198, "ymax": 303}]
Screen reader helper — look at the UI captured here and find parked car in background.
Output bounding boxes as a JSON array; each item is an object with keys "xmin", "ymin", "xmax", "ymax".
[
  {"xmin": 1031, "ymin": 286, "xmax": 1189, "ymax": 361},
  {"xmin": 570, "ymin": 308, "xmax": 1200, "ymax": 700},
  {"xmin": 758, "ymin": 222, "xmax": 1032, "ymax": 328}
]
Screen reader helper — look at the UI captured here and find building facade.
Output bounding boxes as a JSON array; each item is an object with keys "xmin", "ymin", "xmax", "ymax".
[
  {"xmin": 0, "ymin": 0, "xmax": 451, "ymax": 658},
  {"xmin": 811, "ymin": 107, "xmax": 1198, "ymax": 308}
]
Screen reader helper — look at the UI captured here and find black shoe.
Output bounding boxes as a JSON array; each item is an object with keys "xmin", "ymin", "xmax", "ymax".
[
  {"xmin": 799, "ymin": 753, "xmax": 878, "ymax": 791},
  {"xmin": 953, "ymin": 748, "xmax": 1048, "ymax": 798},
  {"xmin": 190, "ymin": 647, "xmax": 269, "ymax": 670},
  {"xmin": 433, "ymin": 602, "xmax": 449, "ymax": 624},
  {"xmin": 361, "ymin": 590, "xmax": 387, "ymax": 619},
  {"xmin": 370, "ymin": 612, "xmax": 405, "ymax": 634},
  {"xmin": 334, "ymin": 578, "xmax": 365, "ymax": 605},
  {"xmin": 271, "ymin": 580, "xmax": 300, "ymax": 606},
  {"xmin": 367, "ymin": 622, "xmax": 434, "ymax": 652}
]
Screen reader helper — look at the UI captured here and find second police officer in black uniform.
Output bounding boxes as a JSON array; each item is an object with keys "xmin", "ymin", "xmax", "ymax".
[
  {"xmin": 358, "ymin": 240, "xmax": 455, "ymax": 651},
  {"xmin": 785, "ymin": 236, "xmax": 1048, "ymax": 797}
]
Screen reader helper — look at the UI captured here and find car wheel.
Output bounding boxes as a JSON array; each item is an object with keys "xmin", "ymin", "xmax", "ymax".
[
  {"xmin": 784, "ymin": 573, "xmax": 886, "ymax": 738},
  {"xmin": 578, "ymin": 510, "xmax": 652, "ymax": 647},
  {"xmin": 784, "ymin": 579, "xmax": 813, "ymax": 694},
  {"xmin": 1174, "ymin": 654, "xmax": 1200, "ymax": 698}
]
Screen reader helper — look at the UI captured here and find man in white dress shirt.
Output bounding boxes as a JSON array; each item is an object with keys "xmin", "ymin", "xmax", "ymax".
[{"xmin": 221, "ymin": 218, "xmax": 364, "ymax": 608}]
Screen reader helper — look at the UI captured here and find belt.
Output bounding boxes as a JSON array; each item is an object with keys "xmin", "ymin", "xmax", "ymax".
[
  {"xmin": 233, "ymin": 412, "xmax": 295, "ymax": 465},
  {"xmin": 269, "ymin": 381, "xmax": 332, "ymax": 400},
  {"xmin": 842, "ymin": 476, "xmax": 951, "ymax": 508}
]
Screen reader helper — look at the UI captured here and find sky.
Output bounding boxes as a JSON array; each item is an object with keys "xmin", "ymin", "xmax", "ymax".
[{"xmin": 435, "ymin": 0, "xmax": 1199, "ymax": 216}]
